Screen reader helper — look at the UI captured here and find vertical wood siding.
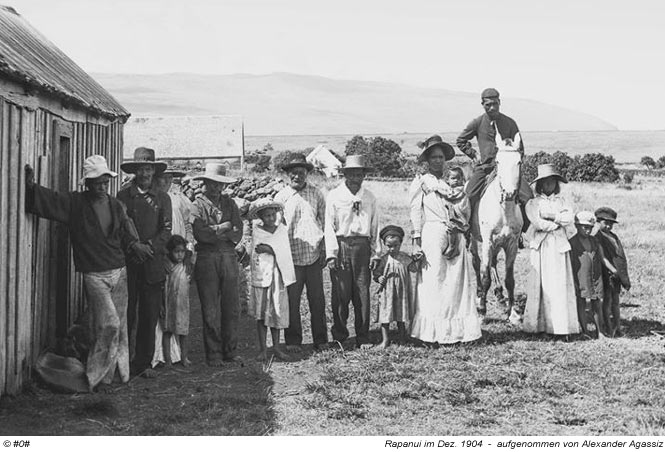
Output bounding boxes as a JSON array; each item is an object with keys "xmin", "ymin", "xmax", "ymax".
[{"xmin": 0, "ymin": 97, "xmax": 124, "ymax": 395}]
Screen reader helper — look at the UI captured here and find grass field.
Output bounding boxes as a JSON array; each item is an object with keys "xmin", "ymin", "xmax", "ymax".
[{"xmin": 1, "ymin": 175, "xmax": 664, "ymax": 436}]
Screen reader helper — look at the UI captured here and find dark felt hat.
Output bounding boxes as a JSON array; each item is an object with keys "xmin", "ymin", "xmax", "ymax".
[
  {"xmin": 281, "ymin": 153, "xmax": 314, "ymax": 172},
  {"xmin": 481, "ymin": 88, "xmax": 500, "ymax": 99},
  {"xmin": 380, "ymin": 225, "xmax": 405, "ymax": 241},
  {"xmin": 594, "ymin": 207, "xmax": 619, "ymax": 223},
  {"xmin": 417, "ymin": 135, "xmax": 455, "ymax": 162},
  {"xmin": 120, "ymin": 147, "xmax": 167, "ymax": 174}
]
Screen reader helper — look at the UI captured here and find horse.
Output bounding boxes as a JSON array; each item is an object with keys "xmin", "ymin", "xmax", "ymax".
[{"xmin": 470, "ymin": 127, "xmax": 524, "ymax": 324}]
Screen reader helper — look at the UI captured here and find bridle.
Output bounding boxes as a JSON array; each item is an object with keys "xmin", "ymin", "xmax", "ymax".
[{"xmin": 496, "ymin": 149, "xmax": 522, "ymax": 204}]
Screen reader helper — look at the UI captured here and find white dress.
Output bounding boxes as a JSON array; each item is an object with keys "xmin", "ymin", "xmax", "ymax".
[
  {"xmin": 250, "ymin": 223, "xmax": 296, "ymax": 329},
  {"xmin": 523, "ymin": 193, "xmax": 580, "ymax": 335},
  {"xmin": 408, "ymin": 174, "xmax": 482, "ymax": 344}
]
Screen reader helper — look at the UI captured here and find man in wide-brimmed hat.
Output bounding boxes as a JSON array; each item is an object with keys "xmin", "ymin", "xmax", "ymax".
[
  {"xmin": 190, "ymin": 163, "xmax": 244, "ymax": 366},
  {"xmin": 274, "ymin": 153, "xmax": 329, "ymax": 352},
  {"xmin": 456, "ymin": 88, "xmax": 533, "ymax": 241},
  {"xmin": 25, "ymin": 155, "xmax": 145, "ymax": 391},
  {"xmin": 324, "ymin": 154, "xmax": 381, "ymax": 349},
  {"xmin": 117, "ymin": 147, "xmax": 173, "ymax": 378}
]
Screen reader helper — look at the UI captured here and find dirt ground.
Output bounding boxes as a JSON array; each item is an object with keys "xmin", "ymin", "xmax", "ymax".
[{"xmin": 0, "ymin": 283, "xmax": 307, "ymax": 436}]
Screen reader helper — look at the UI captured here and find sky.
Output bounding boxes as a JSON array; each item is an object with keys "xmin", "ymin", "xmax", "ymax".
[{"xmin": 7, "ymin": 0, "xmax": 665, "ymax": 130}]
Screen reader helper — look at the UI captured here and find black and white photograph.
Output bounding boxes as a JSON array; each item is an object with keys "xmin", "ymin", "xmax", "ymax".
[{"xmin": 0, "ymin": 0, "xmax": 664, "ymax": 446}]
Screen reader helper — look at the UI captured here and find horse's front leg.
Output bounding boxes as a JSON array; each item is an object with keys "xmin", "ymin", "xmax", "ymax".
[
  {"xmin": 477, "ymin": 241, "xmax": 492, "ymax": 317},
  {"xmin": 504, "ymin": 240, "xmax": 520, "ymax": 325}
]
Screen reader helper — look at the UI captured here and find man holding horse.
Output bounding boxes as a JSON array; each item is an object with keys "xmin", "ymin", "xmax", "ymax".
[{"xmin": 456, "ymin": 88, "xmax": 533, "ymax": 235}]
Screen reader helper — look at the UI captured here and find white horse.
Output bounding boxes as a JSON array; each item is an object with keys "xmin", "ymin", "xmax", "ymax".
[{"xmin": 470, "ymin": 128, "xmax": 524, "ymax": 324}]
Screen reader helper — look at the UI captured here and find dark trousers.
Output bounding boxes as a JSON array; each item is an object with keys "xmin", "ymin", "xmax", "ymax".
[
  {"xmin": 126, "ymin": 263, "xmax": 163, "ymax": 372},
  {"xmin": 195, "ymin": 251, "xmax": 239, "ymax": 362},
  {"xmin": 466, "ymin": 162, "xmax": 533, "ymax": 232},
  {"xmin": 330, "ymin": 238, "xmax": 371, "ymax": 345},
  {"xmin": 285, "ymin": 263, "xmax": 328, "ymax": 346}
]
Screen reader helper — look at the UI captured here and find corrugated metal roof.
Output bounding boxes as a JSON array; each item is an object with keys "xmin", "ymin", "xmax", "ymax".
[{"xmin": 0, "ymin": 5, "xmax": 129, "ymax": 119}]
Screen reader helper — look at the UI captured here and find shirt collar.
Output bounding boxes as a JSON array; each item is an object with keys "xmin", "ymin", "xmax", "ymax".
[
  {"xmin": 130, "ymin": 183, "xmax": 158, "ymax": 197},
  {"xmin": 341, "ymin": 182, "xmax": 364, "ymax": 199}
]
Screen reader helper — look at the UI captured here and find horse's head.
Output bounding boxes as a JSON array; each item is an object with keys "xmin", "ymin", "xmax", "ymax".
[{"xmin": 494, "ymin": 127, "xmax": 522, "ymax": 203}]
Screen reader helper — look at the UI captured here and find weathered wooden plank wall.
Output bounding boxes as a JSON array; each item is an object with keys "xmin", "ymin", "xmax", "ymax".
[{"xmin": 0, "ymin": 96, "xmax": 124, "ymax": 395}]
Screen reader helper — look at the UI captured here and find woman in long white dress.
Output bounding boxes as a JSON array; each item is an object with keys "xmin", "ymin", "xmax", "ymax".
[
  {"xmin": 523, "ymin": 164, "xmax": 580, "ymax": 335},
  {"xmin": 409, "ymin": 136, "xmax": 482, "ymax": 344}
]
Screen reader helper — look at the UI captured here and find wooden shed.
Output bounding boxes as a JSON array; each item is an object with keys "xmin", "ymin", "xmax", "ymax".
[{"xmin": 0, "ymin": 5, "xmax": 130, "ymax": 395}]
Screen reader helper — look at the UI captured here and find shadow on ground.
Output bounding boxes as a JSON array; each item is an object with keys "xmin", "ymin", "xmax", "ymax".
[{"xmin": 0, "ymin": 284, "xmax": 276, "ymax": 436}]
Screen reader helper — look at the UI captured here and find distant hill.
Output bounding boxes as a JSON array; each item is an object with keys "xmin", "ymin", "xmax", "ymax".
[{"xmin": 93, "ymin": 72, "xmax": 617, "ymax": 135}]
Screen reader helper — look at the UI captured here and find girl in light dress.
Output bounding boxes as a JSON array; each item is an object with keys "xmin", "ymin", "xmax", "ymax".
[{"xmin": 249, "ymin": 198, "xmax": 296, "ymax": 361}]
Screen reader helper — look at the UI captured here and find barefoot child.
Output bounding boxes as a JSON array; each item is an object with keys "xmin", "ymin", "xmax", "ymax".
[
  {"xmin": 443, "ymin": 167, "xmax": 468, "ymax": 258},
  {"xmin": 593, "ymin": 207, "xmax": 631, "ymax": 337},
  {"xmin": 372, "ymin": 225, "xmax": 413, "ymax": 348},
  {"xmin": 249, "ymin": 198, "xmax": 296, "ymax": 361},
  {"xmin": 162, "ymin": 235, "xmax": 192, "ymax": 366},
  {"xmin": 569, "ymin": 211, "xmax": 618, "ymax": 339}
]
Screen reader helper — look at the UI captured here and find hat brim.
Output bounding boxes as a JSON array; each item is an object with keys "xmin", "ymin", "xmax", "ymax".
[
  {"xmin": 418, "ymin": 142, "xmax": 456, "ymax": 163},
  {"xmin": 281, "ymin": 162, "xmax": 314, "ymax": 172},
  {"xmin": 79, "ymin": 170, "xmax": 118, "ymax": 185},
  {"xmin": 249, "ymin": 202, "xmax": 283, "ymax": 220},
  {"xmin": 161, "ymin": 170, "xmax": 187, "ymax": 178},
  {"xmin": 531, "ymin": 174, "xmax": 568, "ymax": 185},
  {"xmin": 340, "ymin": 166, "xmax": 373, "ymax": 173},
  {"xmin": 120, "ymin": 161, "xmax": 168, "ymax": 174},
  {"xmin": 192, "ymin": 174, "xmax": 237, "ymax": 184}
]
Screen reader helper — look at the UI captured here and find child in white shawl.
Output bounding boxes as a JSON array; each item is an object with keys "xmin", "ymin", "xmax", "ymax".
[{"xmin": 249, "ymin": 198, "xmax": 296, "ymax": 361}]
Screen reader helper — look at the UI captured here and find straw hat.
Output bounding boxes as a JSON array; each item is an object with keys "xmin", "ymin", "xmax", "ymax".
[
  {"xmin": 79, "ymin": 155, "xmax": 117, "ymax": 185},
  {"xmin": 340, "ymin": 154, "xmax": 372, "ymax": 172},
  {"xmin": 281, "ymin": 153, "xmax": 314, "ymax": 172},
  {"xmin": 248, "ymin": 198, "xmax": 283, "ymax": 220},
  {"xmin": 531, "ymin": 164, "xmax": 568, "ymax": 185},
  {"xmin": 417, "ymin": 135, "xmax": 455, "ymax": 162},
  {"xmin": 191, "ymin": 163, "xmax": 237, "ymax": 184},
  {"xmin": 574, "ymin": 211, "xmax": 595, "ymax": 226},
  {"xmin": 120, "ymin": 147, "xmax": 167, "ymax": 174},
  {"xmin": 595, "ymin": 207, "xmax": 619, "ymax": 223}
]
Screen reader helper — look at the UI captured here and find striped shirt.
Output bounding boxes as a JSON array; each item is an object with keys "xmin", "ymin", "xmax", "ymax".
[{"xmin": 275, "ymin": 183, "xmax": 325, "ymax": 266}]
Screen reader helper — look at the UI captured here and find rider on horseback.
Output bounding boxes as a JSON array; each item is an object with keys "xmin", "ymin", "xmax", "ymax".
[{"xmin": 456, "ymin": 88, "xmax": 533, "ymax": 244}]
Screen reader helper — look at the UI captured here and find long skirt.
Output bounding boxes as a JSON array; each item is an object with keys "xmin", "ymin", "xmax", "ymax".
[
  {"xmin": 410, "ymin": 222, "xmax": 482, "ymax": 344},
  {"xmin": 523, "ymin": 235, "xmax": 580, "ymax": 335}
]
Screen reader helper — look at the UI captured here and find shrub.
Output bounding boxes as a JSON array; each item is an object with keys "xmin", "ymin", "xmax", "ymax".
[
  {"xmin": 657, "ymin": 156, "xmax": 665, "ymax": 169},
  {"xmin": 568, "ymin": 153, "xmax": 619, "ymax": 183},
  {"xmin": 272, "ymin": 150, "xmax": 306, "ymax": 171},
  {"xmin": 344, "ymin": 135, "xmax": 406, "ymax": 177},
  {"xmin": 345, "ymin": 135, "xmax": 369, "ymax": 156},
  {"xmin": 640, "ymin": 156, "xmax": 656, "ymax": 169},
  {"xmin": 250, "ymin": 155, "xmax": 271, "ymax": 173},
  {"xmin": 523, "ymin": 151, "xmax": 619, "ymax": 183},
  {"xmin": 244, "ymin": 149, "xmax": 265, "ymax": 164}
]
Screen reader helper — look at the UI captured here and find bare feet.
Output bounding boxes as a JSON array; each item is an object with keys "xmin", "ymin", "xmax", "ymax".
[
  {"xmin": 140, "ymin": 368, "xmax": 158, "ymax": 379},
  {"xmin": 272, "ymin": 347, "xmax": 290, "ymax": 361},
  {"xmin": 285, "ymin": 345, "xmax": 302, "ymax": 353},
  {"xmin": 255, "ymin": 351, "xmax": 268, "ymax": 362},
  {"xmin": 207, "ymin": 359, "xmax": 225, "ymax": 367},
  {"xmin": 94, "ymin": 383, "xmax": 114, "ymax": 393},
  {"xmin": 223, "ymin": 356, "xmax": 244, "ymax": 365},
  {"xmin": 359, "ymin": 343, "xmax": 374, "ymax": 350},
  {"xmin": 181, "ymin": 358, "xmax": 192, "ymax": 367}
]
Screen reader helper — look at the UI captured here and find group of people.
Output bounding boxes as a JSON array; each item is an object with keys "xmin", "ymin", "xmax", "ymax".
[{"xmin": 23, "ymin": 87, "xmax": 631, "ymax": 393}]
